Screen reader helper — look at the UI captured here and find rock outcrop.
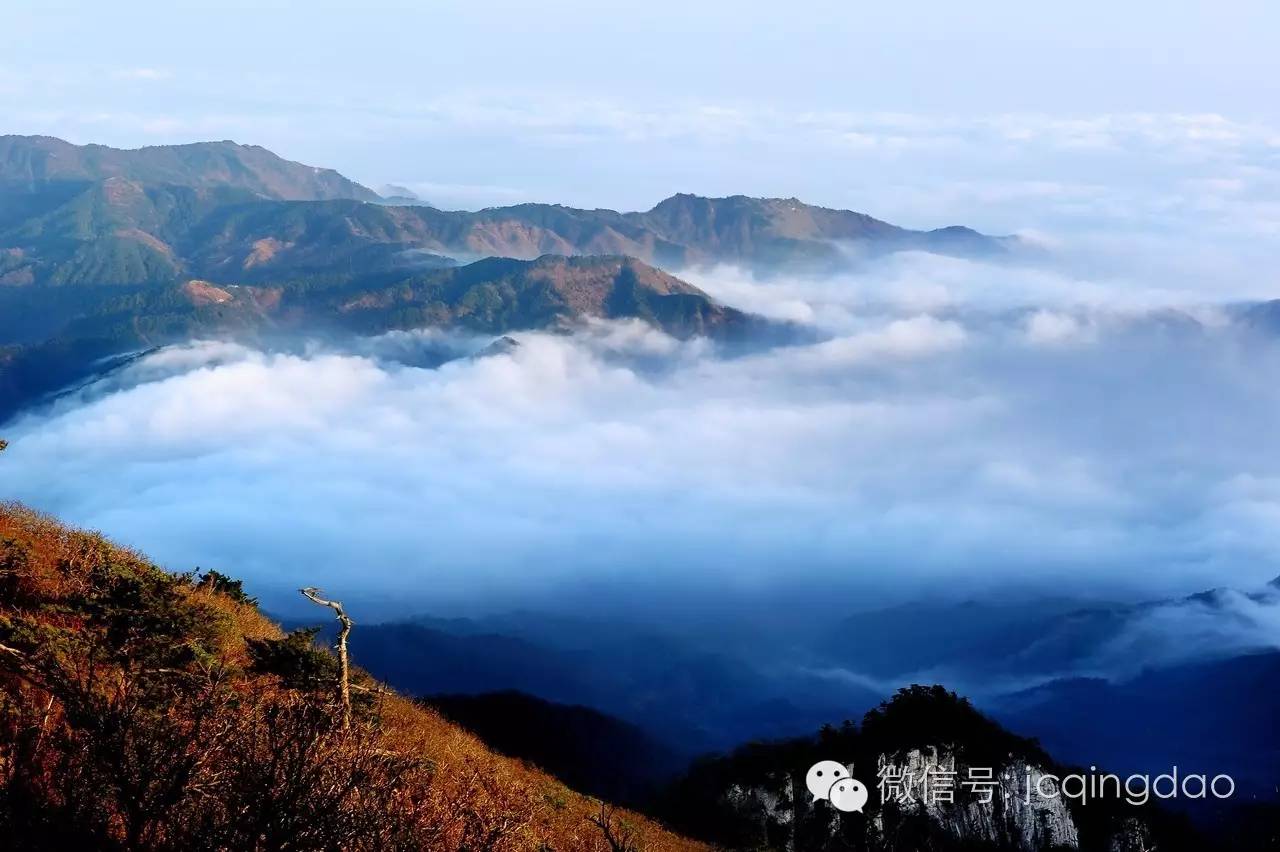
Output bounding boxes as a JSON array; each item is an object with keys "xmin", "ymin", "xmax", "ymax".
[{"xmin": 869, "ymin": 748, "xmax": 1079, "ymax": 850}]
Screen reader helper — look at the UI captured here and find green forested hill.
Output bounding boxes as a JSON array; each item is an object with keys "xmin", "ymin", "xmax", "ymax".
[
  {"xmin": 0, "ymin": 254, "xmax": 758, "ymax": 422},
  {"xmin": 0, "ymin": 135, "xmax": 1003, "ymax": 422}
]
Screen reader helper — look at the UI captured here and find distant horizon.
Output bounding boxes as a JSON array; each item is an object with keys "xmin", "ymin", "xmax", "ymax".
[
  {"xmin": 8, "ymin": 0, "xmax": 1278, "ymax": 223},
  {"xmin": 0, "ymin": 131, "xmax": 1026, "ymax": 230},
  {"xmin": 8, "ymin": 107, "xmax": 1277, "ymax": 226}
]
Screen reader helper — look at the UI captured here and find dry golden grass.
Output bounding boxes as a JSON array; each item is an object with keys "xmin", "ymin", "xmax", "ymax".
[{"xmin": 0, "ymin": 502, "xmax": 708, "ymax": 852}]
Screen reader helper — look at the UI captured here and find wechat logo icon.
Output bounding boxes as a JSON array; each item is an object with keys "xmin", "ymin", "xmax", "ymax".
[{"xmin": 806, "ymin": 760, "xmax": 868, "ymax": 813}]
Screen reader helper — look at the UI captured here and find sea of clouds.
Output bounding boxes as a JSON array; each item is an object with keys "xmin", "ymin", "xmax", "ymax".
[
  {"xmin": 4, "ymin": 100, "xmax": 1280, "ymax": 670},
  {"xmin": 5, "ymin": 248, "xmax": 1280, "ymax": 639}
]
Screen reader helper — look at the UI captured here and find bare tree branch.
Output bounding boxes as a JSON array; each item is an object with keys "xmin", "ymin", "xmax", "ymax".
[
  {"xmin": 588, "ymin": 803, "xmax": 642, "ymax": 852},
  {"xmin": 299, "ymin": 587, "xmax": 354, "ymax": 730}
]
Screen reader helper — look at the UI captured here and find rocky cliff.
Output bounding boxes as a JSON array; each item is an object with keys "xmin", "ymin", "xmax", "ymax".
[{"xmin": 658, "ymin": 686, "xmax": 1196, "ymax": 852}]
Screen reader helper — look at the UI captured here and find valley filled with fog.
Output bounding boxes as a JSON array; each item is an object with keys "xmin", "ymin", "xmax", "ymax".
[{"xmin": 8, "ymin": 249, "xmax": 1280, "ymax": 644}]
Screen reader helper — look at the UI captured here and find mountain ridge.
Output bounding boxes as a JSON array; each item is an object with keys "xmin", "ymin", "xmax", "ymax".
[
  {"xmin": 0, "ymin": 254, "xmax": 766, "ymax": 423},
  {"xmin": 0, "ymin": 135, "xmax": 381, "ymax": 201},
  {"xmin": 0, "ymin": 136, "xmax": 1018, "ymax": 287}
]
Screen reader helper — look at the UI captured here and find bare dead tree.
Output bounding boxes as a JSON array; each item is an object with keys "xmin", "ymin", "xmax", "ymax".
[
  {"xmin": 588, "ymin": 803, "xmax": 642, "ymax": 852},
  {"xmin": 299, "ymin": 587, "xmax": 354, "ymax": 730}
]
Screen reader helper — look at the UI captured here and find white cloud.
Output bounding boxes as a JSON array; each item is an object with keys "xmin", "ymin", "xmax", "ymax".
[
  {"xmin": 6, "ymin": 291, "xmax": 1280, "ymax": 622},
  {"xmin": 1024, "ymin": 310, "xmax": 1092, "ymax": 346},
  {"xmin": 797, "ymin": 316, "xmax": 967, "ymax": 365},
  {"xmin": 1087, "ymin": 586, "xmax": 1280, "ymax": 677}
]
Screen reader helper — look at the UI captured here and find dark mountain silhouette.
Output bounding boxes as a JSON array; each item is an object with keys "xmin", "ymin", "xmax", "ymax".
[
  {"xmin": 321, "ymin": 614, "xmax": 881, "ymax": 754},
  {"xmin": 425, "ymin": 690, "xmax": 685, "ymax": 805},
  {"xmin": 657, "ymin": 685, "xmax": 1210, "ymax": 852},
  {"xmin": 327, "ymin": 577, "xmax": 1280, "ymax": 849},
  {"xmin": 996, "ymin": 650, "xmax": 1280, "ymax": 799}
]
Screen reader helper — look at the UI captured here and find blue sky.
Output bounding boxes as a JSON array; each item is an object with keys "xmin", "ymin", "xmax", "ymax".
[{"xmin": 5, "ymin": 0, "xmax": 1280, "ymax": 220}]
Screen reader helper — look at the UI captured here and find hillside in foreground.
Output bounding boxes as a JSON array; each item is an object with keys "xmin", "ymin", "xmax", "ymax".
[{"xmin": 0, "ymin": 502, "xmax": 705, "ymax": 852}]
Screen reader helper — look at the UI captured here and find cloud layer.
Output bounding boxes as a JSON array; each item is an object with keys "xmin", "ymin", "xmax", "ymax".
[{"xmin": 6, "ymin": 269, "xmax": 1280, "ymax": 625}]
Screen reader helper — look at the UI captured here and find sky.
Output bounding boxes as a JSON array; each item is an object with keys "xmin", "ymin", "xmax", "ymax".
[{"xmin": 4, "ymin": 1, "xmax": 1280, "ymax": 218}]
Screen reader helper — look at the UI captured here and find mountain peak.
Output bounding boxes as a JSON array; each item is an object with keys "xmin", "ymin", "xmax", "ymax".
[
  {"xmin": 0, "ymin": 135, "xmax": 378, "ymax": 202},
  {"xmin": 329, "ymin": 254, "xmax": 754, "ymax": 341}
]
